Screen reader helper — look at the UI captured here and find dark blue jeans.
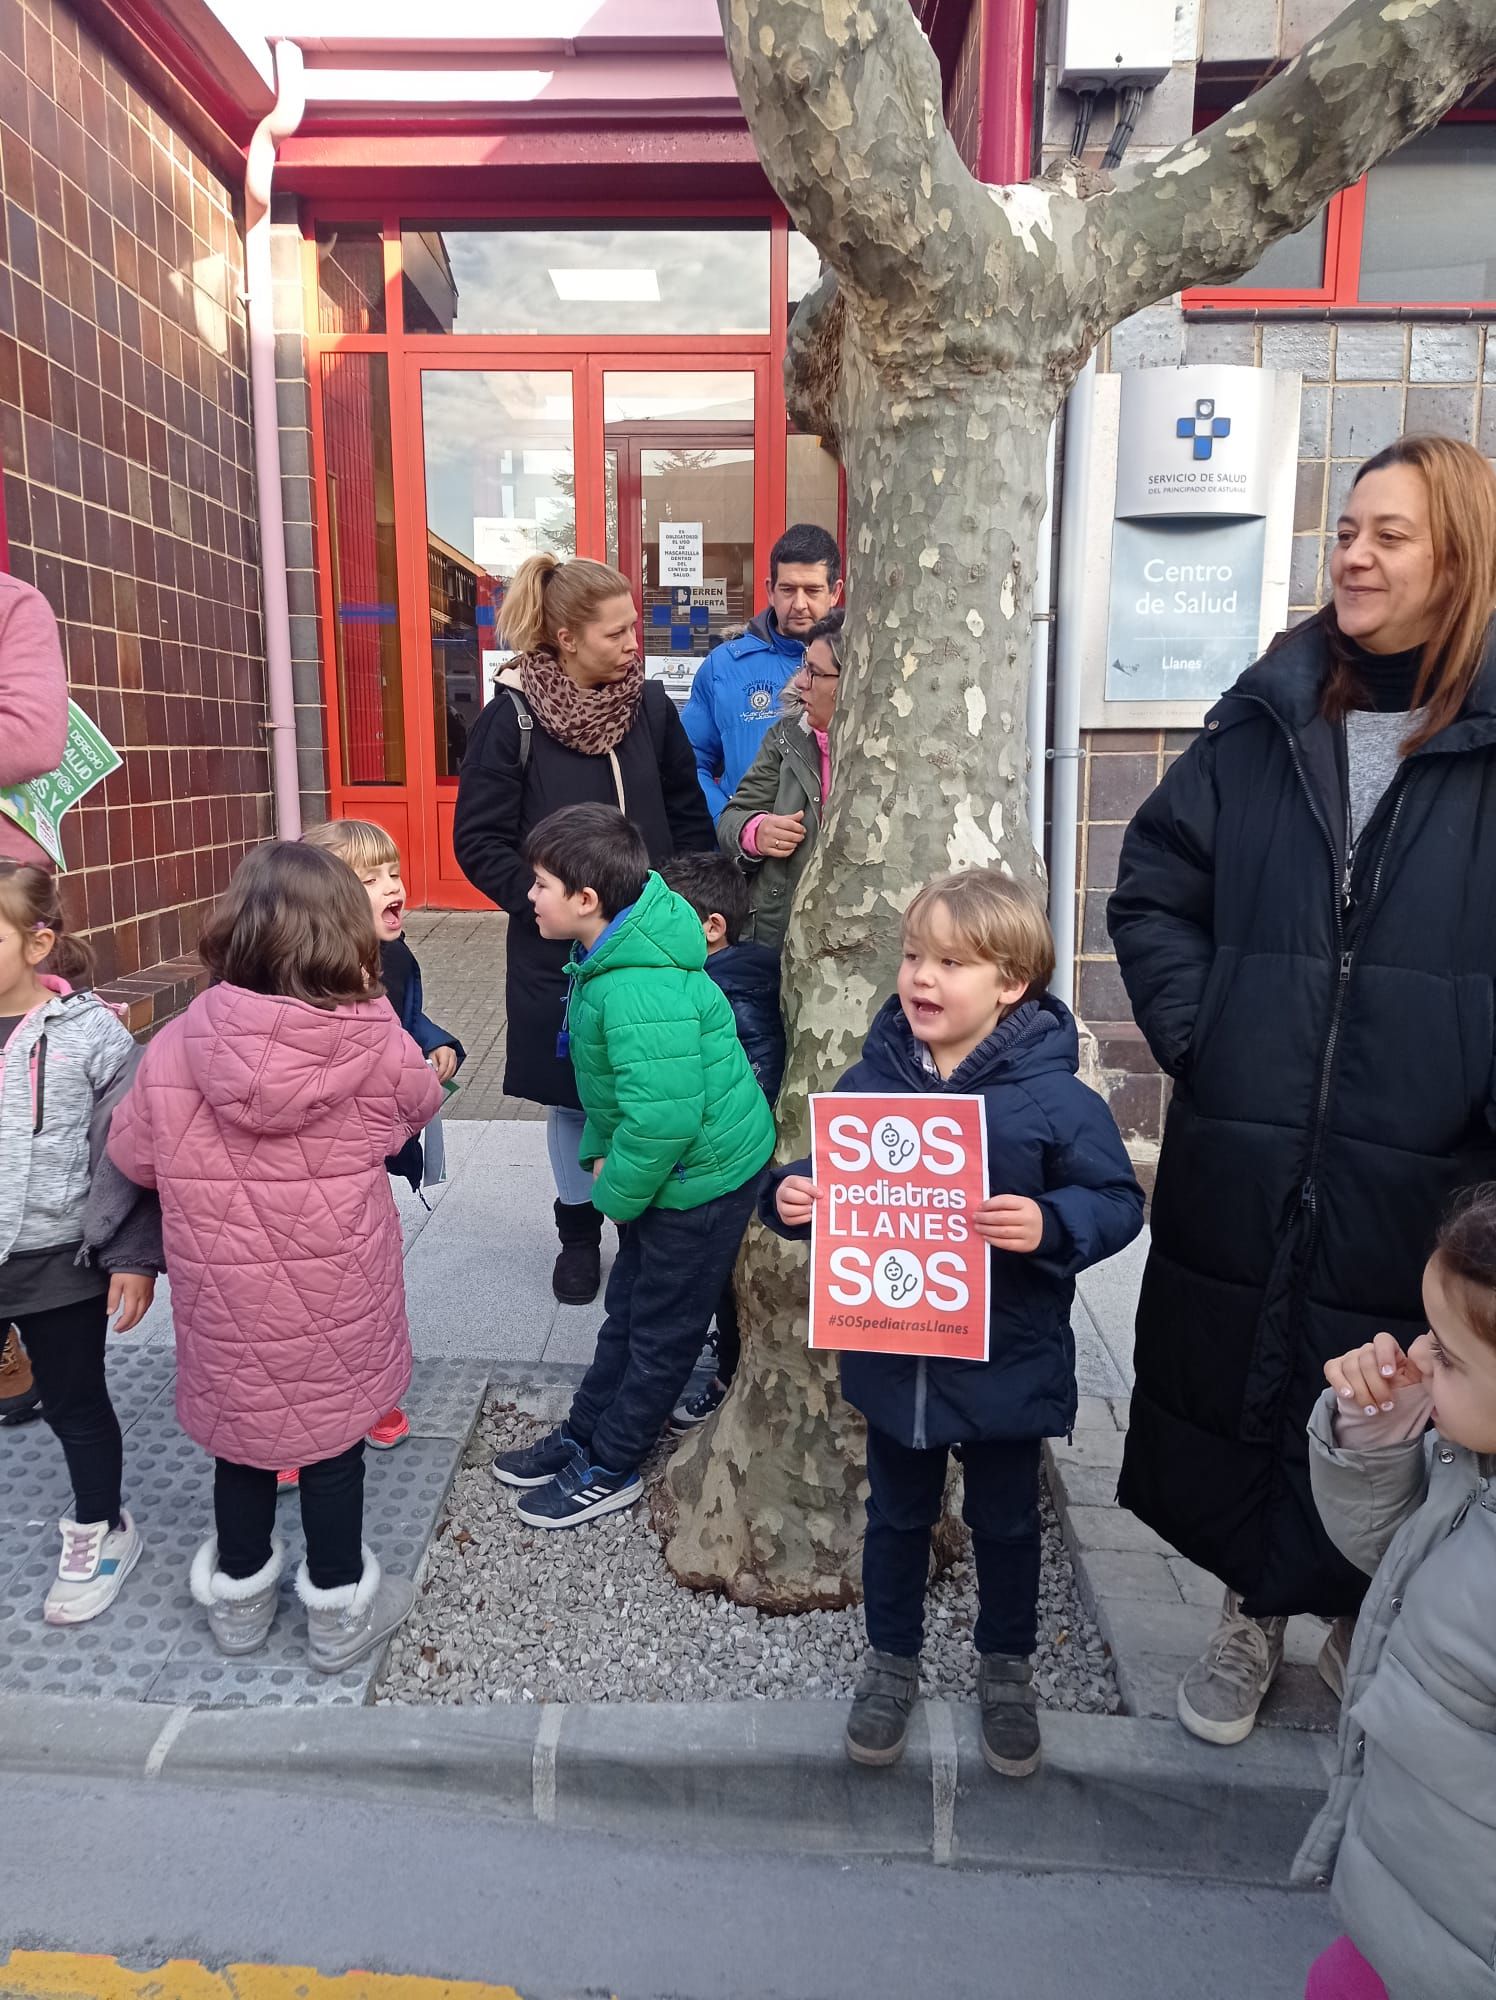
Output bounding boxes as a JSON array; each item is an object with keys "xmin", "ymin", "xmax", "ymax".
[
  {"xmin": 862, "ymin": 1423, "xmax": 1042, "ymax": 1659},
  {"xmin": 567, "ymin": 1174, "xmax": 762, "ymax": 1474}
]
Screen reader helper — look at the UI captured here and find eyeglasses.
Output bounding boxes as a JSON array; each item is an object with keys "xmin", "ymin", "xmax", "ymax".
[{"xmin": 800, "ymin": 663, "xmax": 841, "ymax": 683}]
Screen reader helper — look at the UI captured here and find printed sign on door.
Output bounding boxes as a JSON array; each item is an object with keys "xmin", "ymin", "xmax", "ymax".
[{"xmin": 808, "ymin": 1094, "xmax": 990, "ymax": 1361}]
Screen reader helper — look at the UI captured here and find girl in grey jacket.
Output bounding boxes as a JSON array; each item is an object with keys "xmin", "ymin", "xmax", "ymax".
[
  {"xmin": 0, "ymin": 863, "xmax": 161, "ymax": 1627},
  {"xmin": 1296, "ymin": 1187, "xmax": 1496, "ymax": 2000}
]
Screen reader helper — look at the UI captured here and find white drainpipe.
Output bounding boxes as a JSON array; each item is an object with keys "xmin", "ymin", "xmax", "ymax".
[
  {"xmin": 1027, "ymin": 419, "xmax": 1056, "ymax": 861},
  {"xmin": 244, "ymin": 40, "xmax": 307, "ymax": 840},
  {"xmin": 1048, "ymin": 356, "xmax": 1097, "ymax": 1009}
]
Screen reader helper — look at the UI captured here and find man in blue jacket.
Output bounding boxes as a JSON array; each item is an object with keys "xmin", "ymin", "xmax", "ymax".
[{"xmin": 682, "ymin": 522, "xmax": 843, "ymax": 819}]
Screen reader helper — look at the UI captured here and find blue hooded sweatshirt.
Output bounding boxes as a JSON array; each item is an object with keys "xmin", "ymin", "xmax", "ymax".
[{"xmin": 681, "ymin": 609, "xmax": 804, "ymax": 819}]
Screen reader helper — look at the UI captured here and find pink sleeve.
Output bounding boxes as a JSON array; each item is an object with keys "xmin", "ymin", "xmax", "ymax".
[
  {"xmin": 0, "ymin": 583, "xmax": 68, "ymax": 787},
  {"xmin": 740, "ymin": 813, "xmax": 767, "ymax": 858},
  {"xmin": 1332, "ymin": 1379, "xmax": 1434, "ymax": 1449},
  {"xmin": 391, "ymin": 1031, "xmax": 445, "ymax": 1144}
]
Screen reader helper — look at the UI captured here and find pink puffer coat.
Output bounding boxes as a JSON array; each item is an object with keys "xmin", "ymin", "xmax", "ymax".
[{"xmin": 108, "ymin": 982, "xmax": 443, "ymax": 1468}]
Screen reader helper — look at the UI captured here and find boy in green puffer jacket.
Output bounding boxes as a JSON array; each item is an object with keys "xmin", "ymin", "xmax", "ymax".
[{"xmin": 491, "ymin": 803, "xmax": 776, "ymax": 1527}]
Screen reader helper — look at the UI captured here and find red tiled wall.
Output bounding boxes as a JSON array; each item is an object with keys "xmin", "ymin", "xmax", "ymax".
[
  {"xmin": 0, "ymin": 0, "xmax": 269, "ymax": 1012},
  {"xmin": 946, "ymin": 2, "xmax": 982, "ymax": 173}
]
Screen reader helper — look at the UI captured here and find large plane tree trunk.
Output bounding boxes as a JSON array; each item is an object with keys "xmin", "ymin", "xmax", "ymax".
[{"xmin": 660, "ymin": 0, "xmax": 1496, "ymax": 1607}]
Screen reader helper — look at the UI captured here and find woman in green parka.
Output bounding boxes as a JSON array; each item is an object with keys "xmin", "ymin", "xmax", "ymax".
[{"xmin": 716, "ymin": 610, "xmax": 843, "ymax": 952}]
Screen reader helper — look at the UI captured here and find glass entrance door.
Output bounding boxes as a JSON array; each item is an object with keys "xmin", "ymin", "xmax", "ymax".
[
  {"xmin": 604, "ymin": 371, "xmax": 758, "ymax": 710},
  {"xmin": 401, "ymin": 356, "xmax": 769, "ymax": 903},
  {"xmin": 408, "ymin": 361, "xmax": 584, "ymax": 900}
]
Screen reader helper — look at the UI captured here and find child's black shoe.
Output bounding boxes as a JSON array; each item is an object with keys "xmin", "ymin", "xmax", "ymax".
[
  {"xmin": 491, "ymin": 1426, "xmax": 583, "ymax": 1490},
  {"xmin": 978, "ymin": 1652, "xmax": 1041, "ymax": 1777},
  {"xmin": 513, "ymin": 1457, "xmax": 643, "ymax": 1529},
  {"xmin": 845, "ymin": 1649, "xmax": 919, "ymax": 1766}
]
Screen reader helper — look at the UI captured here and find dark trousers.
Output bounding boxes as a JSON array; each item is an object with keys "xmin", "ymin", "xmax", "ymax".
[
  {"xmin": 214, "ymin": 1441, "xmax": 365, "ymax": 1590},
  {"xmin": 11, "ymin": 1295, "xmax": 122, "ymax": 1528},
  {"xmin": 713, "ymin": 1280, "xmax": 741, "ymax": 1383},
  {"xmin": 567, "ymin": 1174, "xmax": 762, "ymax": 1473},
  {"xmin": 862, "ymin": 1423, "xmax": 1042, "ymax": 1659}
]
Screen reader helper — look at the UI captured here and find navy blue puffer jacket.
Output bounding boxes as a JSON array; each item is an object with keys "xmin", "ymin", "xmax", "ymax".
[{"xmin": 763, "ymin": 994, "xmax": 1144, "ymax": 1448}]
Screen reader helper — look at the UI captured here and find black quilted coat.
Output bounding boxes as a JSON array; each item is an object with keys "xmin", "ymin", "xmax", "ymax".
[{"xmin": 1108, "ymin": 616, "xmax": 1496, "ymax": 1616}]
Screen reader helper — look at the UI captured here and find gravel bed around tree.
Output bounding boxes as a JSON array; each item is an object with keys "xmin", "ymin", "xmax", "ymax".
[{"xmin": 377, "ymin": 1401, "xmax": 1122, "ymax": 1712}]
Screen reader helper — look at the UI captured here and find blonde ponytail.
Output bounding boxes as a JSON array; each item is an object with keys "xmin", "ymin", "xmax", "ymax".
[
  {"xmin": 497, "ymin": 553, "xmax": 563, "ymax": 653},
  {"xmin": 497, "ymin": 554, "xmax": 633, "ymax": 655}
]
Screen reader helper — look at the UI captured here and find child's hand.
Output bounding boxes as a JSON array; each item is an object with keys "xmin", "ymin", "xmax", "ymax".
[
  {"xmin": 973, "ymin": 1194, "xmax": 1045, "ymax": 1253},
  {"xmin": 1325, "ymin": 1333, "xmax": 1428, "ymax": 1416},
  {"xmin": 591, "ymin": 1158, "xmax": 605, "ymax": 1180},
  {"xmin": 429, "ymin": 1046, "xmax": 458, "ymax": 1084},
  {"xmin": 776, "ymin": 1175, "xmax": 821, "ymax": 1228},
  {"xmin": 107, "ymin": 1272, "xmax": 155, "ymax": 1334}
]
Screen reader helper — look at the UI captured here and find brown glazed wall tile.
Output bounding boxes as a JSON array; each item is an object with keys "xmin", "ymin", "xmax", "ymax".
[{"xmin": 0, "ymin": 0, "xmax": 268, "ymax": 1005}]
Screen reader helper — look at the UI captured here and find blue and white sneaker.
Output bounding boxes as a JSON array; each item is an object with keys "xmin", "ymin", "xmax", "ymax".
[
  {"xmin": 491, "ymin": 1425, "xmax": 584, "ymax": 1490},
  {"xmin": 513, "ymin": 1458, "xmax": 643, "ymax": 1529},
  {"xmin": 43, "ymin": 1510, "xmax": 142, "ymax": 1625}
]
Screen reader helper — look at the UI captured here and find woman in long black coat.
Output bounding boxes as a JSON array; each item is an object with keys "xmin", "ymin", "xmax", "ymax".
[
  {"xmin": 1108, "ymin": 435, "xmax": 1496, "ymax": 1746},
  {"xmin": 453, "ymin": 553, "xmax": 714, "ymax": 1304}
]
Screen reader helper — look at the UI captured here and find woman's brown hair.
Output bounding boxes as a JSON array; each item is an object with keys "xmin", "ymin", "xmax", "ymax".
[
  {"xmin": 199, "ymin": 841, "xmax": 380, "ymax": 1009},
  {"xmin": 497, "ymin": 553, "xmax": 634, "ymax": 655},
  {"xmin": 1322, "ymin": 434, "xmax": 1496, "ymax": 751},
  {"xmin": 0, "ymin": 861, "xmax": 95, "ymax": 987}
]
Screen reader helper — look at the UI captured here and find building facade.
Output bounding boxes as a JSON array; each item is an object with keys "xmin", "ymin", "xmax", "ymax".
[{"xmin": 1, "ymin": 0, "xmax": 1492, "ymax": 1077}]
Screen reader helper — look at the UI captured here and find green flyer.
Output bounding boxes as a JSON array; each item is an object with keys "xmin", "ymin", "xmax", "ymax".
[{"xmin": 0, "ymin": 701, "xmax": 122, "ymax": 869}]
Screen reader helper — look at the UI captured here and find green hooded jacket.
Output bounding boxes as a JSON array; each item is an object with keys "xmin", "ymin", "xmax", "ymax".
[{"xmin": 567, "ymin": 872, "xmax": 776, "ymax": 1221}]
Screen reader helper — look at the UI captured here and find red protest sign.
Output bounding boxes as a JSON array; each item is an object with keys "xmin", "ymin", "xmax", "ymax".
[{"xmin": 808, "ymin": 1093, "xmax": 990, "ymax": 1362}]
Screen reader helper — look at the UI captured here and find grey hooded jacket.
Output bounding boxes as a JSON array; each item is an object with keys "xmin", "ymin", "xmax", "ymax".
[
  {"xmin": 1, "ymin": 986, "xmax": 162, "ymax": 1276},
  {"xmin": 1293, "ymin": 1387, "xmax": 1496, "ymax": 1999}
]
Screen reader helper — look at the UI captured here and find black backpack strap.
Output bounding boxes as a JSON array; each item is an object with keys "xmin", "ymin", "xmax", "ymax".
[{"xmin": 505, "ymin": 686, "xmax": 533, "ymax": 773}]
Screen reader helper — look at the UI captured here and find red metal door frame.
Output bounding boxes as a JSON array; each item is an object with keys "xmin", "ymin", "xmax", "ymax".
[{"xmin": 305, "ymin": 210, "xmax": 792, "ymax": 909}]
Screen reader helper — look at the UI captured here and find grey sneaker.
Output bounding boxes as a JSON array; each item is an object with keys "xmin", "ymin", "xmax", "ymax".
[
  {"xmin": 978, "ymin": 1652, "xmax": 1042, "ymax": 1777},
  {"xmin": 190, "ymin": 1536, "xmax": 285, "ymax": 1657},
  {"xmin": 297, "ymin": 1548, "xmax": 415, "ymax": 1674},
  {"xmin": 845, "ymin": 1649, "xmax": 920, "ymax": 1766},
  {"xmin": 1318, "ymin": 1615, "xmax": 1356, "ymax": 1703},
  {"xmin": 1177, "ymin": 1590, "xmax": 1287, "ymax": 1745}
]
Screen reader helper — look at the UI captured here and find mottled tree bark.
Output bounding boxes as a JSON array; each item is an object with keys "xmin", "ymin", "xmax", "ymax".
[{"xmin": 660, "ymin": 0, "xmax": 1496, "ymax": 1605}]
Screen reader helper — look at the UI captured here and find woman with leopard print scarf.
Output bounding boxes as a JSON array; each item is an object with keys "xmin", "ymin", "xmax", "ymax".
[{"xmin": 454, "ymin": 554, "xmax": 716, "ymax": 1306}]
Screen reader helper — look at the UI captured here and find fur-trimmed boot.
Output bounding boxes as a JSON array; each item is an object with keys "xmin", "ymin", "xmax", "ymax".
[
  {"xmin": 296, "ymin": 1546, "xmax": 415, "ymax": 1675},
  {"xmin": 190, "ymin": 1536, "xmax": 285, "ymax": 1657}
]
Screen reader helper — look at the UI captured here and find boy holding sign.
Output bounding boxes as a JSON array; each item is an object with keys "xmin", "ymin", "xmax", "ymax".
[{"xmin": 765, "ymin": 871, "xmax": 1143, "ymax": 1777}]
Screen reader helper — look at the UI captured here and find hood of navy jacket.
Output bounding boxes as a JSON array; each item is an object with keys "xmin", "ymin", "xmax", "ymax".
[
  {"xmin": 705, "ymin": 938, "xmax": 782, "ymax": 1006},
  {"xmin": 858, "ymin": 991, "xmax": 1080, "ymax": 1094}
]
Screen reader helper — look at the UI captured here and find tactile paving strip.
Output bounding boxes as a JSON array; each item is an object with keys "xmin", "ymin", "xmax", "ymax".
[{"xmin": 0, "ymin": 1351, "xmax": 483, "ymax": 1709}]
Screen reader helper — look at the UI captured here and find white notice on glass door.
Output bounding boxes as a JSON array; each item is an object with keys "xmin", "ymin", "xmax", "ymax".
[{"xmin": 659, "ymin": 521, "xmax": 704, "ymax": 587}]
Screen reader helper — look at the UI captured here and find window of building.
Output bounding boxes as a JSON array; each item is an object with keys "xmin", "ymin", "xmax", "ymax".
[
  {"xmin": 1186, "ymin": 115, "xmax": 1496, "ymax": 310},
  {"xmin": 398, "ymin": 223, "xmax": 771, "ymax": 337}
]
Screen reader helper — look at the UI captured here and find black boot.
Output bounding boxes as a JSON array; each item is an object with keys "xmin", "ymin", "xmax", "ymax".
[
  {"xmin": 845, "ymin": 1649, "xmax": 920, "ymax": 1766},
  {"xmin": 552, "ymin": 1200, "xmax": 603, "ymax": 1305},
  {"xmin": 978, "ymin": 1652, "xmax": 1041, "ymax": 1778}
]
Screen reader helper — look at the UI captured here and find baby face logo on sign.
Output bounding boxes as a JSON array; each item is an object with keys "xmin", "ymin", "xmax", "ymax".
[{"xmin": 808, "ymin": 1094, "xmax": 990, "ymax": 1362}]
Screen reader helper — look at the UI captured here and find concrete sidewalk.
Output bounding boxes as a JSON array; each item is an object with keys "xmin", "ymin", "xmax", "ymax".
[{"xmin": 118, "ymin": 1119, "xmax": 1336, "ymax": 1731}]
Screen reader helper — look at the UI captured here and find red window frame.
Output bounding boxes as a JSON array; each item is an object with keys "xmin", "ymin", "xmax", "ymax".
[{"xmin": 1186, "ymin": 110, "xmax": 1496, "ymax": 313}]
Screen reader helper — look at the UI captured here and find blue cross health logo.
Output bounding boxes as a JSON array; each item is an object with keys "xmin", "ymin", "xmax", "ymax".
[{"xmin": 1177, "ymin": 396, "xmax": 1232, "ymax": 461}]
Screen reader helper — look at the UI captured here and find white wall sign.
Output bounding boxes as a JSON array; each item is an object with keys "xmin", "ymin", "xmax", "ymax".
[
  {"xmin": 1114, "ymin": 365, "xmax": 1277, "ymax": 520},
  {"xmin": 1077, "ymin": 364, "xmax": 1302, "ymax": 729},
  {"xmin": 659, "ymin": 521, "xmax": 704, "ymax": 587}
]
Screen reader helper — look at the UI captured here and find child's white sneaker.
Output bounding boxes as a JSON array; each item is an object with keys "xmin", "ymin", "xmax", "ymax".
[{"xmin": 43, "ymin": 1510, "xmax": 142, "ymax": 1625}]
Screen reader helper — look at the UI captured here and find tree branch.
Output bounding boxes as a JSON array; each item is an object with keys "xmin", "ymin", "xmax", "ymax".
[
  {"xmin": 1091, "ymin": 0, "xmax": 1496, "ymax": 324},
  {"xmin": 785, "ymin": 266, "xmax": 845, "ymax": 444},
  {"xmin": 717, "ymin": 0, "xmax": 983, "ymax": 321}
]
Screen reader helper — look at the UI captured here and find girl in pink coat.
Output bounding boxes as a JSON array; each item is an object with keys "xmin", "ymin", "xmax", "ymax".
[{"xmin": 108, "ymin": 842, "xmax": 442, "ymax": 1674}]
